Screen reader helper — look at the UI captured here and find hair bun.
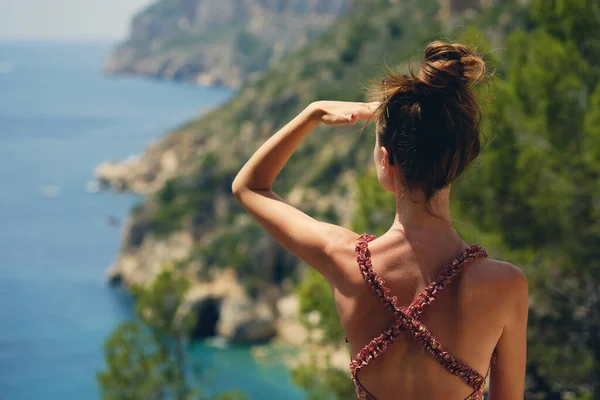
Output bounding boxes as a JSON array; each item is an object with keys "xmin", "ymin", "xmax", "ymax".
[{"xmin": 417, "ymin": 41, "xmax": 486, "ymax": 90}]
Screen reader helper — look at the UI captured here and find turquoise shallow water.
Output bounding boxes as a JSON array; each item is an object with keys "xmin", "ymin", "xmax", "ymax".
[{"xmin": 0, "ymin": 41, "xmax": 304, "ymax": 400}]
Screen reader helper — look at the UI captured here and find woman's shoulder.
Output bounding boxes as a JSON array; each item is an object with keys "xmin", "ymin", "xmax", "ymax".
[
  {"xmin": 470, "ymin": 256, "xmax": 527, "ymax": 289},
  {"xmin": 461, "ymin": 255, "xmax": 529, "ymax": 313}
]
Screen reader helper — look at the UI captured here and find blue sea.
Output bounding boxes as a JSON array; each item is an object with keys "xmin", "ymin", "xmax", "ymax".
[{"xmin": 0, "ymin": 41, "xmax": 305, "ymax": 400}]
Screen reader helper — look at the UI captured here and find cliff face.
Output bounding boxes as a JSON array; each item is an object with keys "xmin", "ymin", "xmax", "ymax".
[{"xmin": 105, "ymin": 0, "xmax": 353, "ymax": 88}]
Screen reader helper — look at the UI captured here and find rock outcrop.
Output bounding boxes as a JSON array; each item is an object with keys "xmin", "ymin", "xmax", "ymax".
[
  {"xmin": 107, "ymin": 225, "xmax": 194, "ymax": 286},
  {"xmin": 180, "ymin": 270, "xmax": 278, "ymax": 344},
  {"xmin": 275, "ymin": 295, "xmax": 309, "ymax": 346},
  {"xmin": 96, "ymin": 149, "xmax": 180, "ymax": 194},
  {"xmin": 219, "ymin": 296, "xmax": 277, "ymax": 344},
  {"xmin": 105, "ymin": 0, "xmax": 353, "ymax": 88}
]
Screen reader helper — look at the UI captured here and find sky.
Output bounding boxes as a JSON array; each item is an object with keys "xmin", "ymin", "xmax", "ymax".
[{"xmin": 0, "ymin": 0, "xmax": 153, "ymax": 41}]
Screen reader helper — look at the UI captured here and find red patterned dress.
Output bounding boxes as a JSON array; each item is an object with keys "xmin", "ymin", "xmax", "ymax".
[{"xmin": 348, "ymin": 233, "xmax": 497, "ymax": 400}]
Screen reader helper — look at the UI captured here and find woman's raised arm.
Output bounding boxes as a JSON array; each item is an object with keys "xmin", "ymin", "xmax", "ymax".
[{"xmin": 231, "ymin": 101, "xmax": 377, "ymax": 280}]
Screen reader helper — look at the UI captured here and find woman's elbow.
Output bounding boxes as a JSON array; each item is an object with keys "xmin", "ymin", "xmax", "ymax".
[{"xmin": 231, "ymin": 177, "xmax": 245, "ymax": 199}]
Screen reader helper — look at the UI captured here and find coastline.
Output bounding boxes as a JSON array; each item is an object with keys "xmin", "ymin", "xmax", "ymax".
[{"xmin": 0, "ymin": 40, "xmax": 307, "ymax": 400}]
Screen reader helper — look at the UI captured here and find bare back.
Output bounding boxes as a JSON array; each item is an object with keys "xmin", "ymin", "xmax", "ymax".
[{"xmin": 327, "ymin": 231, "xmax": 527, "ymax": 400}]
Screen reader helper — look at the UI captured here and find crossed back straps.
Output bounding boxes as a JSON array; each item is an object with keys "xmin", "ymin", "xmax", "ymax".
[{"xmin": 349, "ymin": 233, "xmax": 494, "ymax": 398}]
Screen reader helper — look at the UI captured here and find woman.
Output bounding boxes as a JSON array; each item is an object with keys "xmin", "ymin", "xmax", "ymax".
[{"xmin": 232, "ymin": 41, "xmax": 528, "ymax": 399}]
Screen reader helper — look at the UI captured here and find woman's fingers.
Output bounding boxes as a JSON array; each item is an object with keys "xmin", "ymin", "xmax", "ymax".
[
  {"xmin": 318, "ymin": 101, "xmax": 381, "ymax": 126},
  {"xmin": 323, "ymin": 113, "xmax": 353, "ymax": 126}
]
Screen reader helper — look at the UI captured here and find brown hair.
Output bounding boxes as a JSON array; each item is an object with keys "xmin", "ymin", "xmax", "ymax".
[{"xmin": 372, "ymin": 40, "xmax": 488, "ymax": 204}]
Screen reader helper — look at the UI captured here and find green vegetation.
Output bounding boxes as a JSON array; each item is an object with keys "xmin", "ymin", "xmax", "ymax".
[
  {"xmin": 454, "ymin": 1, "xmax": 600, "ymax": 396},
  {"xmin": 97, "ymin": 269, "xmax": 245, "ymax": 400},
  {"xmin": 292, "ymin": 357, "xmax": 356, "ymax": 400},
  {"xmin": 297, "ymin": 269, "xmax": 344, "ymax": 343},
  {"xmin": 118, "ymin": 0, "xmax": 600, "ymax": 398},
  {"xmin": 292, "ymin": 0, "xmax": 600, "ymax": 397},
  {"xmin": 133, "ymin": 0, "xmax": 464, "ymax": 253}
]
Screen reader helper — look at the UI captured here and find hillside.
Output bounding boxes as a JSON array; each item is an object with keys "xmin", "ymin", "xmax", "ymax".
[
  {"xmin": 105, "ymin": 0, "xmax": 353, "ymax": 87},
  {"xmin": 99, "ymin": 0, "xmax": 527, "ymax": 350},
  {"xmin": 102, "ymin": 0, "xmax": 519, "ymax": 288},
  {"xmin": 98, "ymin": 0, "xmax": 600, "ymax": 396}
]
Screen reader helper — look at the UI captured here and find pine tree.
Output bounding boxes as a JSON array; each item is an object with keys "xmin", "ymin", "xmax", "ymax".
[{"xmin": 97, "ymin": 268, "xmax": 246, "ymax": 400}]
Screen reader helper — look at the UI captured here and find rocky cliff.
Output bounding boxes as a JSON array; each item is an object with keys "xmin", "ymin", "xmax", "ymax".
[{"xmin": 105, "ymin": 0, "xmax": 353, "ymax": 88}]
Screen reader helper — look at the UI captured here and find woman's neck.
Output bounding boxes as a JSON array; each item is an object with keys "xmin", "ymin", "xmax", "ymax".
[{"xmin": 389, "ymin": 187, "xmax": 455, "ymax": 235}]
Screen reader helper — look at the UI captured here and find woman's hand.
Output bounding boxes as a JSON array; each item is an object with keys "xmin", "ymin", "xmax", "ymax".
[{"xmin": 309, "ymin": 101, "xmax": 381, "ymax": 126}]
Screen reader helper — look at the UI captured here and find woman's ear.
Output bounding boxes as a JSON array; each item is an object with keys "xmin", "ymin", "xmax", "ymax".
[{"xmin": 380, "ymin": 146, "xmax": 391, "ymax": 175}]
